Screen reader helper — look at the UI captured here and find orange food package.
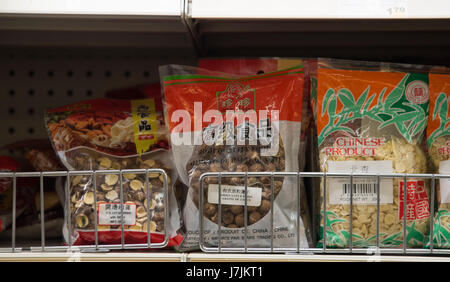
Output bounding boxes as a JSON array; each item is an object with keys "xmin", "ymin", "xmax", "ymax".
[
  {"xmin": 160, "ymin": 64, "xmax": 312, "ymax": 251},
  {"xmin": 312, "ymin": 58, "xmax": 430, "ymax": 248},
  {"xmin": 427, "ymin": 71, "xmax": 450, "ymax": 248}
]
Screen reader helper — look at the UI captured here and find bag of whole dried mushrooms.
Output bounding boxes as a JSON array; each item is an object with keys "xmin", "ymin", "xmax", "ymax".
[
  {"xmin": 312, "ymin": 58, "xmax": 431, "ymax": 248},
  {"xmin": 45, "ymin": 98, "xmax": 182, "ymax": 247},
  {"xmin": 160, "ymin": 64, "xmax": 312, "ymax": 251}
]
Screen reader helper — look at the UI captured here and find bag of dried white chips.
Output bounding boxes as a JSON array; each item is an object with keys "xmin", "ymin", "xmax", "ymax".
[
  {"xmin": 313, "ymin": 58, "xmax": 431, "ymax": 248},
  {"xmin": 428, "ymin": 71, "xmax": 450, "ymax": 248}
]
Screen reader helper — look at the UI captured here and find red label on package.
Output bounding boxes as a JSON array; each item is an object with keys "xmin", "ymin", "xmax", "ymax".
[{"xmin": 399, "ymin": 180, "xmax": 430, "ymax": 220}]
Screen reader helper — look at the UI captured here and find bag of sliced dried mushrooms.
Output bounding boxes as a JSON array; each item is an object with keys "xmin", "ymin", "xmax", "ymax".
[
  {"xmin": 428, "ymin": 71, "xmax": 450, "ymax": 248},
  {"xmin": 313, "ymin": 58, "xmax": 431, "ymax": 248},
  {"xmin": 45, "ymin": 98, "xmax": 182, "ymax": 247},
  {"xmin": 160, "ymin": 64, "xmax": 312, "ymax": 251}
]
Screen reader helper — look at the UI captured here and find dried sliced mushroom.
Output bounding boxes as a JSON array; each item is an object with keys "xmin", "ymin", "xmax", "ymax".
[
  {"xmin": 130, "ymin": 179, "xmax": 143, "ymax": 191},
  {"xmin": 124, "ymin": 173, "xmax": 136, "ymax": 180},
  {"xmin": 136, "ymin": 206, "xmax": 147, "ymax": 218},
  {"xmin": 83, "ymin": 192, "xmax": 95, "ymax": 205},
  {"xmin": 105, "ymin": 174, "xmax": 119, "ymax": 186},
  {"xmin": 144, "ymin": 159, "xmax": 156, "ymax": 167},
  {"xmin": 144, "ymin": 198, "xmax": 156, "ymax": 210},
  {"xmin": 98, "ymin": 157, "xmax": 112, "ymax": 168},
  {"xmin": 142, "ymin": 221, "xmax": 157, "ymax": 232},
  {"xmin": 105, "ymin": 190, "xmax": 119, "ymax": 201},
  {"xmin": 72, "ymin": 175, "xmax": 83, "ymax": 186},
  {"xmin": 101, "ymin": 183, "xmax": 113, "ymax": 191},
  {"xmin": 76, "ymin": 214, "xmax": 89, "ymax": 228}
]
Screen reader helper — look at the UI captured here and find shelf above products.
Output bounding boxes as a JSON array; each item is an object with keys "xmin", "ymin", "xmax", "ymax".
[
  {"xmin": 0, "ymin": 0, "xmax": 182, "ymax": 16},
  {"xmin": 191, "ymin": 0, "xmax": 450, "ymax": 19},
  {"xmin": 1, "ymin": 1, "xmax": 450, "ymax": 62},
  {"xmin": 188, "ymin": 1, "xmax": 450, "ymax": 64},
  {"xmin": 0, "ymin": 0, "xmax": 198, "ymax": 55}
]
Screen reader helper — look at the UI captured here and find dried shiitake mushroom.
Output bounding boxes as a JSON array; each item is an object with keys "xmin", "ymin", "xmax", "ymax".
[{"xmin": 188, "ymin": 138, "xmax": 286, "ymax": 228}]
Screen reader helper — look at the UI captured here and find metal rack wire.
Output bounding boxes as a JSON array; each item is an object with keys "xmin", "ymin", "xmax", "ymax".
[
  {"xmin": 1, "ymin": 169, "xmax": 450, "ymax": 258},
  {"xmin": 0, "ymin": 168, "xmax": 169, "ymax": 253},
  {"xmin": 198, "ymin": 171, "xmax": 450, "ymax": 255}
]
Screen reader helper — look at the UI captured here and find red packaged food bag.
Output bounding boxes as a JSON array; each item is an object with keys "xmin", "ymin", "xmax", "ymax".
[
  {"xmin": 198, "ymin": 58, "xmax": 315, "ymax": 172},
  {"xmin": 0, "ymin": 156, "xmax": 38, "ymax": 233},
  {"xmin": 160, "ymin": 64, "xmax": 312, "ymax": 251},
  {"xmin": 105, "ymin": 83, "xmax": 163, "ymax": 112},
  {"xmin": 45, "ymin": 98, "xmax": 182, "ymax": 248}
]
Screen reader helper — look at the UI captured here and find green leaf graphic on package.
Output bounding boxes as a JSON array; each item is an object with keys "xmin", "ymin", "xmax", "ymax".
[
  {"xmin": 428, "ymin": 92, "xmax": 450, "ymax": 147},
  {"xmin": 319, "ymin": 74, "xmax": 427, "ymax": 146}
]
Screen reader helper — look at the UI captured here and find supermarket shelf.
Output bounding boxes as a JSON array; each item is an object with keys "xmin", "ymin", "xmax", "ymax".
[
  {"xmin": 0, "ymin": 0, "xmax": 197, "ymax": 54},
  {"xmin": 187, "ymin": 253, "xmax": 450, "ymax": 262},
  {"xmin": 192, "ymin": 0, "xmax": 450, "ymax": 19},
  {"xmin": 188, "ymin": 1, "xmax": 450, "ymax": 63},
  {"xmin": 0, "ymin": 0, "xmax": 182, "ymax": 16},
  {"xmin": 193, "ymin": 18, "xmax": 450, "ymax": 64},
  {"xmin": 0, "ymin": 251, "xmax": 184, "ymax": 262},
  {"xmin": 1, "ymin": 252, "xmax": 450, "ymax": 262}
]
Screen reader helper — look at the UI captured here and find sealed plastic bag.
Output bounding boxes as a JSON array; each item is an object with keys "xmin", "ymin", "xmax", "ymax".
[
  {"xmin": 0, "ymin": 140, "xmax": 64, "ymax": 240},
  {"xmin": 0, "ymin": 156, "xmax": 34, "ymax": 233},
  {"xmin": 198, "ymin": 57, "xmax": 313, "ymax": 172},
  {"xmin": 313, "ymin": 58, "xmax": 430, "ymax": 248},
  {"xmin": 160, "ymin": 64, "xmax": 311, "ymax": 251},
  {"xmin": 428, "ymin": 71, "xmax": 450, "ymax": 248},
  {"xmin": 45, "ymin": 98, "xmax": 182, "ymax": 247}
]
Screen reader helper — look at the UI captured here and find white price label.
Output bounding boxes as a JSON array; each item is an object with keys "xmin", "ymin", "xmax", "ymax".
[
  {"xmin": 208, "ymin": 184, "xmax": 262, "ymax": 207},
  {"xmin": 328, "ymin": 160, "xmax": 393, "ymax": 205},
  {"xmin": 338, "ymin": 0, "xmax": 408, "ymax": 18},
  {"xmin": 98, "ymin": 203, "xmax": 137, "ymax": 226},
  {"xmin": 439, "ymin": 160, "xmax": 450, "ymax": 204}
]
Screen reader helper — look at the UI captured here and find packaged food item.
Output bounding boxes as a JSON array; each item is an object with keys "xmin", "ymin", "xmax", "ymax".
[
  {"xmin": 105, "ymin": 83, "xmax": 162, "ymax": 102},
  {"xmin": 45, "ymin": 98, "xmax": 182, "ymax": 247},
  {"xmin": 313, "ymin": 58, "xmax": 430, "ymax": 248},
  {"xmin": 428, "ymin": 71, "xmax": 450, "ymax": 248},
  {"xmin": 0, "ymin": 156, "xmax": 37, "ymax": 234},
  {"xmin": 198, "ymin": 57, "xmax": 313, "ymax": 172},
  {"xmin": 160, "ymin": 64, "xmax": 311, "ymax": 251},
  {"xmin": 3, "ymin": 139, "xmax": 65, "ymax": 172},
  {"xmin": 0, "ymin": 140, "xmax": 65, "ymax": 241}
]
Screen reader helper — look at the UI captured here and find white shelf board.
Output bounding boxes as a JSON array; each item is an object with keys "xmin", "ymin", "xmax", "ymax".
[
  {"xmin": 0, "ymin": 0, "xmax": 182, "ymax": 16},
  {"xmin": 0, "ymin": 252, "xmax": 449, "ymax": 262},
  {"xmin": 0, "ymin": 251, "xmax": 184, "ymax": 262},
  {"xmin": 186, "ymin": 253, "xmax": 450, "ymax": 262},
  {"xmin": 191, "ymin": 0, "xmax": 450, "ymax": 19}
]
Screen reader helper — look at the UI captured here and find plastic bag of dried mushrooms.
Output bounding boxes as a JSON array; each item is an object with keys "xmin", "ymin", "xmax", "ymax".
[
  {"xmin": 45, "ymin": 98, "xmax": 182, "ymax": 247},
  {"xmin": 427, "ymin": 70, "xmax": 450, "ymax": 248},
  {"xmin": 160, "ymin": 64, "xmax": 312, "ymax": 251},
  {"xmin": 313, "ymin": 58, "xmax": 431, "ymax": 248}
]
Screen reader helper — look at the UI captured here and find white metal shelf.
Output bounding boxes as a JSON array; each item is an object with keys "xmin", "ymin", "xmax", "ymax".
[
  {"xmin": 191, "ymin": 0, "xmax": 450, "ymax": 19},
  {"xmin": 0, "ymin": 0, "xmax": 197, "ymax": 54},
  {"xmin": 0, "ymin": 0, "xmax": 182, "ymax": 16}
]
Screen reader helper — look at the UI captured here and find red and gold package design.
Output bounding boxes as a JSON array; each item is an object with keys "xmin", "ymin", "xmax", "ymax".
[
  {"xmin": 198, "ymin": 58, "xmax": 314, "ymax": 172},
  {"xmin": 45, "ymin": 98, "xmax": 182, "ymax": 247},
  {"xmin": 160, "ymin": 64, "xmax": 312, "ymax": 251}
]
